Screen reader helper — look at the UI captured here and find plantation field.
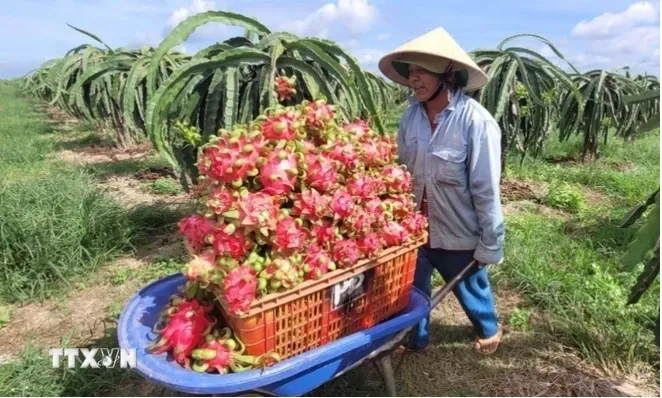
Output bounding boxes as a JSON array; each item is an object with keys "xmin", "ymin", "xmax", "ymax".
[{"xmin": 0, "ymin": 73, "xmax": 659, "ymax": 397}]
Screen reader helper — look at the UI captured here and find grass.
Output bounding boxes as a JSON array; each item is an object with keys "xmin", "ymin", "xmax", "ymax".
[
  {"xmin": 0, "ymin": 83, "xmax": 180, "ymax": 303},
  {"xmin": 493, "ymin": 130, "xmax": 661, "ymax": 372}
]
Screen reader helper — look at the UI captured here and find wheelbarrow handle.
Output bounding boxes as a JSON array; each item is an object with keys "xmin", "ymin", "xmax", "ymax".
[{"xmin": 428, "ymin": 260, "xmax": 478, "ymax": 309}]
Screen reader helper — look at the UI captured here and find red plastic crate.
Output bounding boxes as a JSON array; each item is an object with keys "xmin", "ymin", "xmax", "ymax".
[{"xmin": 216, "ymin": 236, "xmax": 425, "ymax": 360}]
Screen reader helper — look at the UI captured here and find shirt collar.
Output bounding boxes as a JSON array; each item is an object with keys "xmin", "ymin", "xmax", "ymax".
[{"xmin": 407, "ymin": 87, "xmax": 462, "ymax": 111}]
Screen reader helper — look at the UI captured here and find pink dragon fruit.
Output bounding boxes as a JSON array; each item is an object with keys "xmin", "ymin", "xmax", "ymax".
[
  {"xmin": 183, "ymin": 249, "xmax": 224, "ymax": 287},
  {"xmin": 330, "ymin": 189, "xmax": 356, "ymax": 220},
  {"xmin": 178, "ymin": 214, "xmax": 215, "ymax": 253},
  {"xmin": 302, "ymin": 245, "xmax": 336, "ymax": 280},
  {"xmin": 342, "ymin": 119, "xmax": 372, "ymax": 139},
  {"xmin": 223, "ymin": 191, "xmax": 279, "ymax": 236},
  {"xmin": 274, "ymin": 76, "xmax": 296, "ymax": 102},
  {"xmin": 210, "ymin": 223, "xmax": 254, "ymax": 260},
  {"xmin": 303, "ymin": 99, "xmax": 335, "ymax": 132},
  {"xmin": 303, "ymin": 154, "xmax": 339, "ymax": 193},
  {"xmin": 259, "ymin": 149, "xmax": 299, "ymax": 196},
  {"xmin": 377, "ymin": 137, "xmax": 397, "ymax": 164},
  {"xmin": 380, "ymin": 165, "xmax": 412, "ymax": 194},
  {"xmin": 331, "ymin": 238, "xmax": 361, "ymax": 268},
  {"xmin": 191, "ymin": 334, "xmax": 262, "ymax": 373},
  {"xmin": 258, "ymin": 109, "xmax": 302, "ymax": 141},
  {"xmin": 383, "ymin": 194, "xmax": 417, "ymax": 220},
  {"xmin": 359, "ymin": 139, "xmax": 384, "ymax": 168},
  {"xmin": 291, "ymin": 188, "xmax": 332, "ymax": 220},
  {"xmin": 324, "ymin": 140, "xmax": 360, "ymax": 172},
  {"xmin": 402, "ymin": 213, "xmax": 428, "ymax": 236},
  {"xmin": 382, "ymin": 221, "xmax": 411, "ymax": 247},
  {"xmin": 197, "ymin": 131, "xmax": 264, "ymax": 186},
  {"xmin": 357, "ymin": 232, "xmax": 383, "ymax": 259},
  {"xmin": 342, "ymin": 208, "xmax": 375, "ymax": 238},
  {"xmin": 310, "ymin": 219, "xmax": 341, "ymax": 250},
  {"xmin": 147, "ymin": 298, "xmax": 216, "ymax": 367},
  {"xmin": 204, "ymin": 186, "xmax": 235, "ymax": 216},
  {"xmin": 269, "ymin": 216, "xmax": 308, "ymax": 255},
  {"xmin": 222, "ymin": 265, "xmax": 258, "ymax": 314},
  {"xmin": 347, "ymin": 174, "xmax": 385, "ymax": 200}
]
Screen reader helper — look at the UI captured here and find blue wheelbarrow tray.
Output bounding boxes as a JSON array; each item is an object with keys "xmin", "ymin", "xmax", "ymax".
[{"xmin": 117, "ymin": 273, "xmax": 431, "ymax": 397}]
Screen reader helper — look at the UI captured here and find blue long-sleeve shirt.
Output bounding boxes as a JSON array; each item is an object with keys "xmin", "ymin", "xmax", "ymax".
[{"xmin": 396, "ymin": 88, "xmax": 505, "ymax": 265}]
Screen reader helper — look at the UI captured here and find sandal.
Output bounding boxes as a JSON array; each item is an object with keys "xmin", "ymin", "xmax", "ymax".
[{"xmin": 472, "ymin": 327, "xmax": 502, "ymax": 355}]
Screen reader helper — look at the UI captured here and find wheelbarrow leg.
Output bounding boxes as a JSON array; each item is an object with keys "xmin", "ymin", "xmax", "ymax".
[{"xmin": 374, "ymin": 355, "xmax": 397, "ymax": 396}]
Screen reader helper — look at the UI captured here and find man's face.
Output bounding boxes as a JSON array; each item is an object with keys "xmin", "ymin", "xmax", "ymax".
[{"xmin": 407, "ymin": 64, "xmax": 441, "ymax": 102}]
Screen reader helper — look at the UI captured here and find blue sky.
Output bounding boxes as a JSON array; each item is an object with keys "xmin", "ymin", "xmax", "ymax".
[{"xmin": 1, "ymin": 0, "xmax": 659, "ymax": 79}]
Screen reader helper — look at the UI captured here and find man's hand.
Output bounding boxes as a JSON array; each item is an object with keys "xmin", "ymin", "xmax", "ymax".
[{"xmin": 475, "ymin": 261, "xmax": 484, "ymax": 269}]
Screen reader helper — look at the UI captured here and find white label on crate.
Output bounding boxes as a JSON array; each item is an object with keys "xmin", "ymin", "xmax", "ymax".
[{"xmin": 331, "ymin": 273, "xmax": 366, "ymax": 309}]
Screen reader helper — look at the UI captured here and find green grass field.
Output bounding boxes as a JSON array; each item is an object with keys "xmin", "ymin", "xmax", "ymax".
[{"xmin": 0, "ymin": 81, "xmax": 658, "ymax": 396}]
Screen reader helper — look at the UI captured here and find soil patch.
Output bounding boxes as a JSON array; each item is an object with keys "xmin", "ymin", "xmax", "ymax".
[
  {"xmin": 503, "ymin": 200, "xmax": 571, "ymax": 220},
  {"xmin": 501, "ymin": 178, "xmax": 545, "ymax": 202},
  {"xmin": 0, "ymin": 280, "xmax": 142, "ymax": 364},
  {"xmin": 133, "ymin": 166, "xmax": 178, "ymax": 182},
  {"xmin": 96, "ymin": 175, "xmax": 190, "ymax": 208}
]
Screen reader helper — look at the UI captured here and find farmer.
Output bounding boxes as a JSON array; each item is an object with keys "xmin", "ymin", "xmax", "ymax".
[{"xmin": 378, "ymin": 27, "xmax": 505, "ymax": 354}]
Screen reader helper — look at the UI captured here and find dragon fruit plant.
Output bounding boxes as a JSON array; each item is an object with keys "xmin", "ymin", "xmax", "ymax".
[{"xmin": 174, "ymin": 96, "xmax": 428, "ymax": 316}]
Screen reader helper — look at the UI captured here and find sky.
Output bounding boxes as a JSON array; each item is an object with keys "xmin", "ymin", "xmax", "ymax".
[{"xmin": 1, "ymin": 0, "xmax": 660, "ymax": 79}]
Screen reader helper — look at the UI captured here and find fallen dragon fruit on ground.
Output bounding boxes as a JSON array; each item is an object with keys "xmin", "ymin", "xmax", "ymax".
[{"xmin": 176, "ymin": 93, "xmax": 428, "ymax": 316}]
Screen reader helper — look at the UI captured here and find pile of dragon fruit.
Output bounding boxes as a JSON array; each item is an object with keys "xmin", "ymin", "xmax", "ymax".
[{"xmin": 176, "ymin": 96, "xmax": 428, "ymax": 317}]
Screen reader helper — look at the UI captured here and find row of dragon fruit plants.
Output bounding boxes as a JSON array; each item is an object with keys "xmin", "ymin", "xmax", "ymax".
[{"xmin": 20, "ymin": 11, "xmax": 408, "ymax": 191}]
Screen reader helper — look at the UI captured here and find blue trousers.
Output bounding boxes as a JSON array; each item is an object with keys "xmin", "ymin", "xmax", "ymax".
[{"xmin": 409, "ymin": 246, "xmax": 499, "ymax": 350}]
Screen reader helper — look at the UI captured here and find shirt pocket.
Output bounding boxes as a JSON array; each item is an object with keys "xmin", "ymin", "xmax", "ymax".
[{"xmin": 429, "ymin": 145, "xmax": 467, "ymax": 186}]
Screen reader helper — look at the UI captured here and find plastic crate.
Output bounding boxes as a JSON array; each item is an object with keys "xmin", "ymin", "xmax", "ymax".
[{"xmin": 216, "ymin": 236, "xmax": 426, "ymax": 359}]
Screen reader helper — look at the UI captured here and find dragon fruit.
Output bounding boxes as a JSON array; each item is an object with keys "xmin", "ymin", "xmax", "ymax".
[
  {"xmin": 210, "ymin": 223, "xmax": 254, "ymax": 260},
  {"xmin": 382, "ymin": 221, "xmax": 411, "ymax": 247},
  {"xmin": 302, "ymin": 245, "xmax": 336, "ymax": 280},
  {"xmin": 223, "ymin": 265, "xmax": 258, "ymax": 314},
  {"xmin": 357, "ymin": 232, "xmax": 383, "ymax": 259},
  {"xmin": 203, "ymin": 186, "xmax": 236, "ymax": 216},
  {"xmin": 310, "ymin": 219, "xmax": 341, "ymax": 250},
  {"xmin": 147, "ymin": 298, "xmax": 216, "ymax": 367},
  {"xmin": 380, "ymin": 165, "xmax": 412, "ymax": 194},
  {"xmin": 330, "ymin": 189, "xmax": 356, "ymax": 220},
  {"xmin": 358, "ymin": 139, "xmax": 383, "ymax": 168},
  {"xmin": 402, "ymin": 213, "xmax": 428, "ymax": 236},
  {"xmin": 291, "ymin": 189, "xmax": 332, "ymax": 220},
  {"xmin": 197, "ymin": 131, "xmax": 264, "ymax": 186},
  {"xmin": 382, "ymin": 194, "xmax": 417, "ymax": 220},
  {"xmin": 259, "ymin": 255, "xmax": 303, "ymax": 292},
  {"xmin": 324, "ymin": 140, "xmax": 360, "ymax": 172},
  {"xmin": 257, "ymin": 109, "xmax": 303, "ymax": 142},
  {"xmin": 331, "ymin": 238, "xmax": 361, "ymax": 268},
  {"xmin": 183, "ymin": 249, "xmax": 224, "ymax": 288},
  {"xmin": 342, "ymin": 208, "xmax": 375, "ymax": 238},
  {"xmin": 259, "ymin": 149, "xmax": 299, "ymax": 196},
  {"xmin": 347, "ymin": 174, "xmax": 385, "ymax": 200},
  {"xmin": 342, "ymin": 119, "xmax": 372, "ymax": 139},
  {"xmin": 302, "ymin": 153, "xmax": 339, "ymax": 193},
  {"xmin": 269, "ymin": 216, "xmax": 308, "ymax": 255},
  {"xmin": 302, "ymin": 99, "xmax": 335, "ymax": 133},
  {"xmin": 274, "ymin": 76, "xmax": 296, "ymax": 102},
  {"xmin": 178, "ymin": 214, "xmax": 215, "ymax": 254},
  {"xmin": 223, "ymin": 190, "xmax": 279, "ymax": 236}
]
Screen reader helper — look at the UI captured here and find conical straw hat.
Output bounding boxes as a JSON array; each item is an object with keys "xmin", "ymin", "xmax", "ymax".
[{"xmin": 378, "ymin": 27, "xmax": 488, "ymax": 92}]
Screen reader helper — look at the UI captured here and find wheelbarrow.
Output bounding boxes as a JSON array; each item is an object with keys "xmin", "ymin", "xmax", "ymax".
[{"xmin": 117, "ymin": 260, "xmax": 478, "ymax": 396}]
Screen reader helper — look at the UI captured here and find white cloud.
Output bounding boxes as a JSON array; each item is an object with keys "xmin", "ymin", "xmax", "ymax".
[
  {"xmin": 168, "ymin": 0, "xmax": 216, "ymax": 27},
  {"xmin": 377, "ymin": 33, "xmax": 390, "ymax": 41},
  {"xmin": 352, "ymin": 48, "xmax": 387, "ymax": 72},
  {"xmin": 552, "ymin": 1, "xmax": 661, "ymax": 75},
  {"xmin": 571, "ymin": 1, "xmax": 658, "ymax": 38},
  {"xmin": 286, "ymin": 0, "xmax": 378, "ymax": 37}
]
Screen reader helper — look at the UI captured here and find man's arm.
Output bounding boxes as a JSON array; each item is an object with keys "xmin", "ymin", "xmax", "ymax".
[{"xmin": 467, "ymin": 119, "xmax": 505, "ymax": 265}]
